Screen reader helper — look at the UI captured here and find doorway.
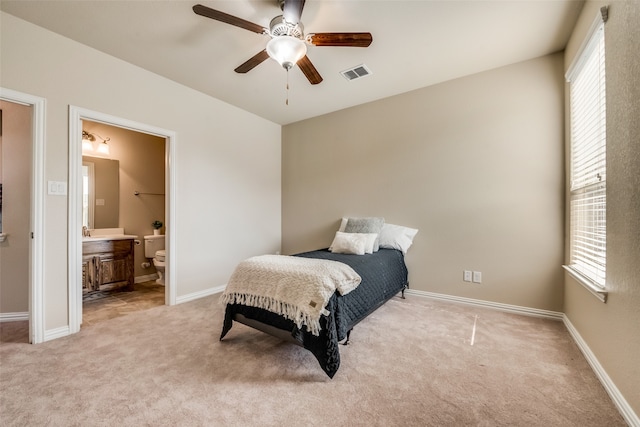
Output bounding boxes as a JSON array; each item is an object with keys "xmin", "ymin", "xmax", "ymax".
[
  {"xmin": 0, "ymin": 88, "xmax": 45, "ymax": 344},
  {"xmin": 80, "ymin": 120, "xmax": 167, "ymax": 325},
  {"xmin": 0, "ymin": 100, "xmax": 32, "ymax": 341},
  {"xmin": 68, "ymin": 106, "xmax": 176, "ymax": 333}
]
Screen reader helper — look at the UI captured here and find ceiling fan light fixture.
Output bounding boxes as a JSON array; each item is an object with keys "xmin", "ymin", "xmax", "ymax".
[{"xmin": 266, "ymin": 35, "xmax": 307, "ymax": 70}]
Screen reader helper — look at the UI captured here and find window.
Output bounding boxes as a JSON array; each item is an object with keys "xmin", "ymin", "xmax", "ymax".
[
  {"xmin": 82, "ymin": 162, "xmax": 95, "ymax": 229},
  {"xmin": 565, "ymin": 8, "xmax": 607, "ymax": 298}
]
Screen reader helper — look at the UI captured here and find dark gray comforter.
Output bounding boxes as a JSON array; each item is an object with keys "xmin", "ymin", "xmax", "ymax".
[{"xmin": 220, "ymin": 248, "xmax": 409, "ymax": 378}]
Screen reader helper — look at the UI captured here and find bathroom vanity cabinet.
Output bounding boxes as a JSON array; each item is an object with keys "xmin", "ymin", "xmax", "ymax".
[{"xmin": 82, "ymin": 239, "xmax": 135, "ymax": 293}]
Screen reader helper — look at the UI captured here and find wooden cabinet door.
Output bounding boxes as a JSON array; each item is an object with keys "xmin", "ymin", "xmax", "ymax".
[
  {"xmin": 82, "ymin": 255, "xmax": 98, "ymax": 293},
  {"xmin": 82, "ymin": 239, "xmax": 135, "ymax": 291},
  {"xmin": 97, "ymin": 255, "xmax": 128, "ymax": 285}
]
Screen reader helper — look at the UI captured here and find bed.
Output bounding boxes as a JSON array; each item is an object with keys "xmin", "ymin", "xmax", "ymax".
[{"xmin": 219, "ymin": 247, "xmax": 409, "ymax": 378}]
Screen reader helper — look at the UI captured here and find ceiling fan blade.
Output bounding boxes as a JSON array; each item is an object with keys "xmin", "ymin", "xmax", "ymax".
[
  {"xmin": 297, "ymin": 55, "xmax": 323, "ymax": 85},
  {"xmin": 308, "ymin": 32, "xmax": 373, "ymax": 47},
  {"xmin": 283, "ymin": 0, "xmax": 306, "ymax": 25},
  {"xmin": 234, "ymin": 50, "xmax": 270, "ymax": 73},
  {"xmin": 193, "ymin": 4, "xmax": 266, "ymax": 34}
]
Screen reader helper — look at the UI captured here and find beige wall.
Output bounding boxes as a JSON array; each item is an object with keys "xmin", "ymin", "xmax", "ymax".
[
  {"xmin": 563, "ymin": 0, "xmax": 640, "ymax": 416},
  {"xmin": 283, "ymin": 53, "xmax": 565, "ymax": 312},
  {"xmin": 1, "ymin": 12, "xmax": 281, "ymax": 331},
  {"xmin": 0, "ymin": 100, "xmax": 31, "ymax": 314},
  {"xmin": 83, "ymin": 121, "xmax": 166, "ymax": 278}
]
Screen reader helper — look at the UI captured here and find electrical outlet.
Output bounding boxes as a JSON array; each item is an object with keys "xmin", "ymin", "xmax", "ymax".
[
  {"xmin": 473, "ymin": 271, "xmax": 482, "ymax": 283},
  {"xmin": 463, "ymin": 270, "xmax": 472, "ymax": 282}
]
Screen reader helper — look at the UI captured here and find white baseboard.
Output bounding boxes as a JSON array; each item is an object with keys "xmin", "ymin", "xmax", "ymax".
[
  {"xmin": 405, "ymin": 289, "xmax": 564, "ymax": 320},
  {"xmin": 0, "ymin": 312, "xmax": 29, "ymax": 322},
  {"xmin": 43, "ymin": 325, "xmax": 70, "ymax": 342},
  {"xmin": 176, "ymin": 284, "xmax": 225, "ymax": 305},
  {"xmin": 135, "ymin": 273, "xmax": 159, "ymax": 284},
  {"xmin": 563, "ymin": 315, "xmax": 640, "ymax": 427}
]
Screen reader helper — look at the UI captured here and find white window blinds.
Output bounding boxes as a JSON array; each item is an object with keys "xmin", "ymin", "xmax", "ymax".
[{"xmin": 566, "ymin": 12, "xmax": 607, "ymax": 289}]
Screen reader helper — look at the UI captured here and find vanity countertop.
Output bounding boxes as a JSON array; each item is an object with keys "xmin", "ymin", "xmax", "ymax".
[
  {"xmin": 83, "ymin": 234, "xmax": 138, "ymax": 242},
  {"xmin": 83, "ymin": 228, "xmax": 137, "ymax": 242}
]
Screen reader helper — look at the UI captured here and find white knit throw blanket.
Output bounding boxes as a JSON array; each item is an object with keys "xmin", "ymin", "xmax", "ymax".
[{"xmin": 221, "ymin": 255, "xmax": 362, "ymax": 336}]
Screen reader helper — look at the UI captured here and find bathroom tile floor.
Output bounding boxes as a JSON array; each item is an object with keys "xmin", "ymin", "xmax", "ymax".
[{"xmin": 81, "ymin": 280, "xmax": 165, "ymax": 326}]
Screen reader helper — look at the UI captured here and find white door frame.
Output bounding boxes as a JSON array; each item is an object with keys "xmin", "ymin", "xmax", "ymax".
[
  {"xmin": 0, "ymin": 88, "xmax": 46, "ymax": 344},
  {"xmin": 68, "ymin": 106, "xmax": 177, "ymax": 333}
]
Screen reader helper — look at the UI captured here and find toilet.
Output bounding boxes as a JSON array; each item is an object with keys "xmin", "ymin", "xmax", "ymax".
[{"xmin": 144, "ymin": 235, "xmax": 166, "ymax": 285}]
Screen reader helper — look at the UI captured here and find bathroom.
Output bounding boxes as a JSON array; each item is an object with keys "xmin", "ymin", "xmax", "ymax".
[{"xmin": 81, "ymin": 120, "xmax": 166, "ymax": 322}]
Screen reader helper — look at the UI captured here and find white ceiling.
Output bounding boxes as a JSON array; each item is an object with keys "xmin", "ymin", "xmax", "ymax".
[{"xmin": 1, "ymin": 0, "xmax": 583, "ymax": 125}]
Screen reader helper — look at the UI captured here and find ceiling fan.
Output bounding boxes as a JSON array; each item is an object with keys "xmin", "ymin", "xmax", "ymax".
[{"xmin": 193, "ymin": 0, "xmax": 373, "ymax": 85}]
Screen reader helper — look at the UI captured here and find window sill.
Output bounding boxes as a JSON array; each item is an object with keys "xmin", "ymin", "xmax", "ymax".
[{"xmin": 562, "ymin": 265, "xmax": 607, "ymax": 303}]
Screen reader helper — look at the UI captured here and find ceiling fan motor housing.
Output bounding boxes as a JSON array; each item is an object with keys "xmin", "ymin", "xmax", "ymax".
[{"xmin": 269, "ymin": 15, "xmax": 304, "ymax": 39}]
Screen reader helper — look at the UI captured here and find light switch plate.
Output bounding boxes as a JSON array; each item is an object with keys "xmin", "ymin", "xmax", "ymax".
[{"xmin": 48, "ymin": 180, "xmax": 67, "ymax": 196}]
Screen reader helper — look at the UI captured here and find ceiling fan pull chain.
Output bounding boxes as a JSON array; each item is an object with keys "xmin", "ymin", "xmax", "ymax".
[{"xmin": 286, "ymin": 68, "xmax": 290, "ymax": 106}]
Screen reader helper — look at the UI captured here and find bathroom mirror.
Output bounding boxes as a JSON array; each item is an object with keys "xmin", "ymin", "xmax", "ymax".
[{"xmin": 82, "ymin": 156, "xmax": 119, "ymax": 229}]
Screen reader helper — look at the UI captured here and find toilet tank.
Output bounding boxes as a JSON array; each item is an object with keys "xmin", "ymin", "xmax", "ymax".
[{"xmin": 144, "ymin": 235, "xmax": 166, "ymax": 258}]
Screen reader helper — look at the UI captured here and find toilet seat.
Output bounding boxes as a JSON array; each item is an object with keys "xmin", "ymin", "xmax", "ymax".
[
  {"xmin": 155, "ymin": 249, "xmax": 166, "ymax": 262},
  {"xmin": 153, "ymin": 249, "xmax": 166, "ymax": 286}
]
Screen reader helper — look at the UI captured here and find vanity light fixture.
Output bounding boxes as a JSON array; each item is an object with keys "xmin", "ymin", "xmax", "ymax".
[
  {"xmin": 81, "ymin": 136, "xmax": 94, "ymax": 153},
  {"xmin": 82, "ymin": 130, "xmax": 111, "ymax": 156},
  {"xmin": 96, "ymin": 139, "xmax": 110, "ymax": 155}
]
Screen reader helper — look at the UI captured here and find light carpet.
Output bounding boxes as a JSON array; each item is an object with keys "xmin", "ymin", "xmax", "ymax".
[{"xmin": 0, "ymin": 293, "xmax": 626, "ymax": 426}]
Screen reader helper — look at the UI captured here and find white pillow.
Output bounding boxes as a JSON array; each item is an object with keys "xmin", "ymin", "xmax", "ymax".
[
  {"xmin": 360, "ymin": 233, "xmax": 379, "ymax": 254},
  {"xmin": 329, "ymin": 231, "xmax": 369, "ymax": 255},
  {"xmin": 329, "ymin": 218, "xmax": 348, "ymax": 251},
  {"xmin": 338, "ymin": 217, "xmax": 385, "ymax": 251},
  {"xmin": 378, "ymin": 223, "xmax": 419, "ymax": 254}
]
